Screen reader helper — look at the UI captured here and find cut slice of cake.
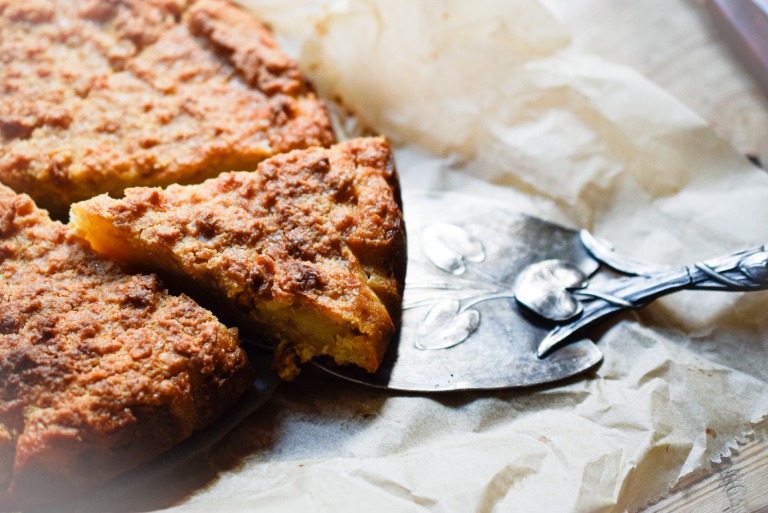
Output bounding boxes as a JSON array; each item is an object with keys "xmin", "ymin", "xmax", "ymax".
[
  {"xmin": 0, "ymin": 0, "xmax": 334, "ymax": 218},
  {"xmin": 0, "ymin": 184, "xmax": 254, "ymax": 507},
  {"xmin": 70, "ymin": 137, "xmax": 407, "ymax": 380}
]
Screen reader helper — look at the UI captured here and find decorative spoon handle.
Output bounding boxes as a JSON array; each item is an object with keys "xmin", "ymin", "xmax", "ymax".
[{"xmin": 533, "ymin": 232, "xmax": 768, "ymax": 357}]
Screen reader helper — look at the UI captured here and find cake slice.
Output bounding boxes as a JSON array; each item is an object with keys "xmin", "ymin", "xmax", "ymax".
[
  {"xmin": 0, "ymin": 185, "xmax": 254, "ymax": 506},
  {"xmin": 70, "ymin": 137, "xmax": 407, "ymax": 379},
  {"xmin": 0, "ymin": 0, "xmax": 334, "ymax": 218}
]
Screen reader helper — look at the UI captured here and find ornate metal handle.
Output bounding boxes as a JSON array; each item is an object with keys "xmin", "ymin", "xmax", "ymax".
[{"xmin": 514, "ymin": 231, "xmax": 768, "ymax": 357}]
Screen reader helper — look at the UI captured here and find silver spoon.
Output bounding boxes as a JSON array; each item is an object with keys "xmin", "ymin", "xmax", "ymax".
[{"xmin": 314, "ymin": 191, "xmax": 768, "ymax": 392}]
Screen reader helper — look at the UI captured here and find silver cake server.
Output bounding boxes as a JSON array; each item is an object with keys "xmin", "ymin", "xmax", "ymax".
[{"xmin": 314, "ymin": 190, "xmax": 768, "ymax": 392}]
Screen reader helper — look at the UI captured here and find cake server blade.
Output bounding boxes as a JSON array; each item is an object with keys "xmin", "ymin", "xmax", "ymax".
[{"xmin": 314, "ymin": 191, "xmax": 603, "ymax": 392}]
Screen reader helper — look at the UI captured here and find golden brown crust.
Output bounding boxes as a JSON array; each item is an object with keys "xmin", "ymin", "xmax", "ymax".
[
  {"xmin": 71, "ymin": 137, "xmax": 407, "ymax": 379},
  {"xmin": 0, "ymin": 184, "xmax": 254, "ymax": 507},
  {"xmin": 0, "ymin": 0, "xmax": 334, "ymax": 218}
]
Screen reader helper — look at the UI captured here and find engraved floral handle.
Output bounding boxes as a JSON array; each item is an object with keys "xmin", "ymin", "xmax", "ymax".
[{"xmin": 522, "ymin": 231, "xmax": 768, "ymax": 357}]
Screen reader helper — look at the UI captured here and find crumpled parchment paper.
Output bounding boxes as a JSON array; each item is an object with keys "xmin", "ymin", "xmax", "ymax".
[{"xmin": 73, "ymin": 1, "xmax": 768, "ymax": 511}]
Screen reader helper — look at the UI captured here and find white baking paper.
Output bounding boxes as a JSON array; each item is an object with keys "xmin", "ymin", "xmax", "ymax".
[{"xmin": 68, "ymin": 1, "xmax": 768, "ymax": 511}]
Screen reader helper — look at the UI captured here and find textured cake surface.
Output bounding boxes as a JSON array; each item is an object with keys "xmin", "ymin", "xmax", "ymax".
[
  {"xmin": 71, "ymin": 137, "xmax": 407, "ymax": 379},
  {"xmin": 0, "ymin": 184, "xmax": 253, "ymax": 506},
  {"xmin": 0, "ymin": 0, "xmax": 334, "ymax": 217}
]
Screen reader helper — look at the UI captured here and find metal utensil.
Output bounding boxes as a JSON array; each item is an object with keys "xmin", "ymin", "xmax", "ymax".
[
  {"xmin": 315, "ymin": 191, "xmax": 768, "ymax": 392},
  {"xmin": 533, "ymin": 230, "xmax": 768, "ymax": 357}
]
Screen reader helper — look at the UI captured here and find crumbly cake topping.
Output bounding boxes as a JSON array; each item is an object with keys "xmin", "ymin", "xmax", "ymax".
[
  {"xmin": 0, "ymin": 185, "xmax": 253, "ymax": 504},
  {"xmin": 0, "ymin": 0, "xmax": 334, "ymax": 216}
]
